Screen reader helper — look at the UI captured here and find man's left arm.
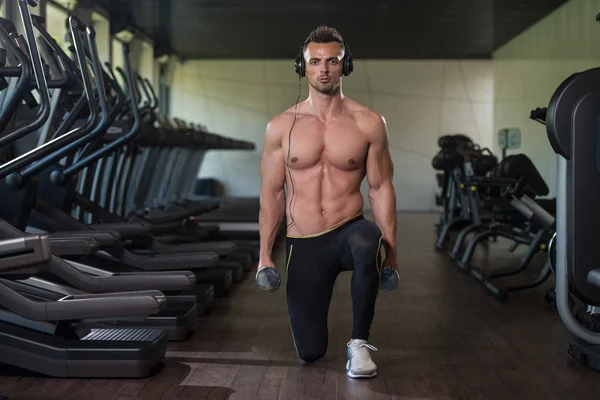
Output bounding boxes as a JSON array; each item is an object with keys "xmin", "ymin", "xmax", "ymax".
[{"xmin": 365, "ymin": 113, "xmax": 398, "ymax": 269}]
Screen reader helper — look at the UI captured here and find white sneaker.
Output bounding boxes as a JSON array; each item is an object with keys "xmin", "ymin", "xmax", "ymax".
[{"xmin": 346, "ymin": 339, "xmax": 378, "ymax": 378}]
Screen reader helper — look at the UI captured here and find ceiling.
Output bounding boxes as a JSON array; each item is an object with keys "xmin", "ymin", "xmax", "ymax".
[{"xmin": 101, "ymin": 0, "xmax": 570, "ymax": 60}]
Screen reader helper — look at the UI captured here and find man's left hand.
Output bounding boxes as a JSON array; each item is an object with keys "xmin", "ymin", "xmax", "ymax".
[{"xmin": 381, "ymin": 255, "xmax": 399, "ymax": 271}]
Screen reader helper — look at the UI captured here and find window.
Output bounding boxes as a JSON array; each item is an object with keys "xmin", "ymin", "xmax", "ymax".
[
  {"xmin": 138, "ymin": 40, "xmax": 157, "ymax": 102},
  {"xmin": 91, "ymin": 12, "xmax": 110, "ymax": 63},
  {"xmin": 51, "ymin": 0, "xmax": 78, "ymax": 12},
  {"xmin": 46, "ymin": 2, "xmax": 70, "ymax": 55},
  {"xmin": 111, "ymin": 38, "xmax": 125, "ymax": 87}
]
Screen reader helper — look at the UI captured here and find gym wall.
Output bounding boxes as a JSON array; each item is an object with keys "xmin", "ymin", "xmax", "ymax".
[
  {"xmin": 169, "ymin": 59, "xmax": 494, "ymax": 211},
  {"xmin": 492, "ymin": 0, "xmax": 600, "ymax": 199}
]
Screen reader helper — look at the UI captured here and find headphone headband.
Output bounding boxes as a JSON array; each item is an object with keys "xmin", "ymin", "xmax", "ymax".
[{"xmin": 294, "ymin": 41, "xmax": 354, "ymax": 78}]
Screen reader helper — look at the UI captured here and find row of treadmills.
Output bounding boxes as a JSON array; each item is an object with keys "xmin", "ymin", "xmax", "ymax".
[{"xmin": 0, "ymin": 0, "xmax": 278, "ymax": 388}]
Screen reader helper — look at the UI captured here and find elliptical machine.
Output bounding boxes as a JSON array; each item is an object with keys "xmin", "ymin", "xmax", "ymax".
[{"xmin": 543, "ymin": 12, "xmax": 600, "ymax": 369}]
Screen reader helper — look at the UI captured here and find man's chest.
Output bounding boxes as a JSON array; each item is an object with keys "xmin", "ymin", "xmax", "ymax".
[{"xmin": 283, "ymin": 119, "xmax": 369, "ymax": 171}]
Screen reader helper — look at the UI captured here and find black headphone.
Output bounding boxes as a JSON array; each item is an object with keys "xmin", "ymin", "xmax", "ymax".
[{"xmin": 294, "ymin": 41, "xmax": 354, "ymax": 78}]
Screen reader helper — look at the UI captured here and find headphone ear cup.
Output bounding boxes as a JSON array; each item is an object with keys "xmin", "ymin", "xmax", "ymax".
[
  {"xmin": 299, "ymin": 57, "xmax": 305, "ymax": 77},
  {"xmin": 342, "ymin": 42, "xmax": 354, "ymax": 76},
  {"xmin": 295, "ymin": 47, "xmax": 305, "ymax": 77},
  {"xmin": 344, "ymin": 55, "xmax": 353, "ymax": 76}
]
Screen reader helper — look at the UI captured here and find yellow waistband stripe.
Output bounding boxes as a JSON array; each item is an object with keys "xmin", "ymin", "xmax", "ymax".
[{"xmin": 286, "ymin": 214, "xmax": 363, "ymax": 239}]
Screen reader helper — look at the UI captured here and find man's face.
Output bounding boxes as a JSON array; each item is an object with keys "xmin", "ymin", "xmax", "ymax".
[{"xmin": 303, "ymin": 42, "xmax": 344, "ymax": 94}]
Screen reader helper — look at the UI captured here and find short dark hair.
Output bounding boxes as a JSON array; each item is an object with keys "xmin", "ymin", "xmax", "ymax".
[{"xmin": 303, "ymin": 26, "xmax": 345, "ymax": 52}]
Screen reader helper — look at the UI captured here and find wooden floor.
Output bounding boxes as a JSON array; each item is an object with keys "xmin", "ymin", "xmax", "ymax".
[{"xmin": 1, "ymin": 212, "xmax": 600, "ymax": 399}]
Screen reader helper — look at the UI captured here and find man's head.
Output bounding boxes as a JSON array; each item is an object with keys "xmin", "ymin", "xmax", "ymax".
[{"xmin": 297, "ymin": 26, "xmax": 352, "ymax": 94}]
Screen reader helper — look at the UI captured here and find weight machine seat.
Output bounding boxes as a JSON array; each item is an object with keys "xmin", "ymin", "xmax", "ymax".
[
  {"xmin": 473, "ymin": 155, "xmax": 498, "ymax": 175},
  {"xmin": 495, "ymin": 154, "xmax": 549, "ymax": 196},
  {"xmin": 431, "ymin": 148, "xmax": 462, "ymax": 171},
  {"xmin": 438, "ymin": 134, "xmax": 473, "ymax": 149}
]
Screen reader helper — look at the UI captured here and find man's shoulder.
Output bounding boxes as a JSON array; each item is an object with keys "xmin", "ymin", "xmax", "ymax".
[
  {"xmin": 265, "ymin": 111, "xmax": 291, "ymax": 141},
  {"xmin": 267, "ymin": 107, "xmax": 300, "ymax": 133},
  {"xmin": 346, "ymin": 100, "xmax": 386, "ymax": 135}
]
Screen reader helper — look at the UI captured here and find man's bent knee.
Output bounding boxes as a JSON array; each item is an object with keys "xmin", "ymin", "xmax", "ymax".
[{"xmin": 298, "ymin": 348, "xmax": 327, "ymax": 363}]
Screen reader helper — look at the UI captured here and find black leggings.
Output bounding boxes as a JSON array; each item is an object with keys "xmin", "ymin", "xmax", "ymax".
[{"xmin": 285, "ymin": 215, "xmax": 383, "ymax": 363}]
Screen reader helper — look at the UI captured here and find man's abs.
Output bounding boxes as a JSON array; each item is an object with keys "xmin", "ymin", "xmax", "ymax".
[{"xmin": 285, "ymin": 168, "xmax": 365, "ymax": 237}]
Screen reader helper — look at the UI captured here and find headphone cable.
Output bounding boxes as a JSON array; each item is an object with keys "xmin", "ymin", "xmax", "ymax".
[{"xmin": 286, "ymin": 74, "xmax": 302, "ymax": 229}]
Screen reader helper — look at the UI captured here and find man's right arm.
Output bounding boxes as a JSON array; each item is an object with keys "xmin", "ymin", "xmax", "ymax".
[{"xmin": 258, "ymin": 117, "xmax": 286, "ymax": 268}]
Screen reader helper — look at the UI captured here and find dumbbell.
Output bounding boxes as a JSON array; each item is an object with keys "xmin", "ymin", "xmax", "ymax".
[
  {"xmin": 379, "ymin": 267, "xmax": 400, "ymax": 291},
  {"xmin": 256, "ymin": 266, "xmax": 280, "ymax": 292}
]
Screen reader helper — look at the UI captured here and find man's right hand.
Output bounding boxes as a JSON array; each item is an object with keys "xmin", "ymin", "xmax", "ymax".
[{"xmin": 256, "ymin": 260, "xmax": 281, "ymax": 292}]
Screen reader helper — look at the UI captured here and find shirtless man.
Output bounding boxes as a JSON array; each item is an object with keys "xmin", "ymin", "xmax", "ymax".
[{"xmin": 258, "ymin": 26, "xmax": 398, "ymax": 379}]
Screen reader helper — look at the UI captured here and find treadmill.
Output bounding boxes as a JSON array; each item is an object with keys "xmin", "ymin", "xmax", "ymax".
[
  {"xmin": 136, "ymin": 107, "xmax": 261, "ymax": 253},
  {"xmin": 105, "ymin": 101, "xmax": 257, "ymax": 267},
  {"xmin": 6, "ymin": 15, "xmax": 230, "ymax": 300},
  {"xmin": 85, "ymin": 77, "xmax": 258, "ymax": 267},
  {"xmin": 153, "ymin": 110, "xmax": 262, "ymax": 237},
  {"xmin": 128, "ymin": 77, "xmax": 262, "ymax": 245},
  {"xmin": 0, "ymin": 232, "xmax": 168, "ymax": 378},
  {"xmin": 0, "ymin": 7, "xmax": 209, "ymax": 336},
  {"xmin": 49, "ymin": 34, "xmax": 261, "ymax": 267},
  {"xmin": 0, "ymin": 1, "xmax": 179, "ymax": 378},
  {"xmin": 43, "ymin": 34, "xmax": 250, "ymax": 286}
]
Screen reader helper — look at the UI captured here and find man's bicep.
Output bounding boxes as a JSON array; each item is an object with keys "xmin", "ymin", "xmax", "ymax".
[
  {"xmin": 260, "ymin": 121, "xmax": 286, "ymax": 191},
  {"xmin": 366, "ymin": 114, "xmax": 393, "ymax": 188}
]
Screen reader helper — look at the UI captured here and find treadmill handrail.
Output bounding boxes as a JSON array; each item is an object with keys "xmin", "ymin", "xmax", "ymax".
[
  {"xmin": 58, "ymin": 258, "xmax": 197, "ymax": 293},
  {"xmin": 0, "ymin": 0, "xmax": 52, "ymax": 147},
  {"xmin": 0, "ymin": 279, "xmax": 166, "ymax": 321},
  {"xmin": 0, "ymin": 16, "xmax": 100, "ymax": 184},
  {"xmin": 135, "ymin": 73, "xmax": 151, "ymax": 109},
  {"xmin": 0, "ymin": 21, "xmax": 32, "ymax": 133},
  {"xmin": 0, "ymin": 235, "xmax": 52, "ymax": 273},
  {"xmin": 9, "ymin": 22, "xmax": 110, "ymax": 186},
  {"xmin": 62, "ymin": 42, "xmax": 141, "ymax": 178},
  {"xmin": 143, "ymin": 77, "xmax": 159, "ymax": 110},
  {"xmin": 70, "ymin": 40, "xmax": 128, "ymax": 162}
]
